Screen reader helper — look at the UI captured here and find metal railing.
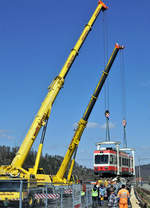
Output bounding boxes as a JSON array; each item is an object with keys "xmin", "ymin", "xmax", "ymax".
[{"xmin": 0, "ymin": 180, "xmax": 93, "ymax": 208}]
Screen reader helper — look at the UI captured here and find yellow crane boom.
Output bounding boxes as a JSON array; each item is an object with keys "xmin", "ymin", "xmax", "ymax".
[
  {"xmin": 67, "ymin": 147, "xmax": 78, "ymax": 182},
  {"xmin": 0, "ymin": 1, "xmax": 107, "ymax": 178},
  {"xmin": 12, "ymin": 0, "xmax": 107, "ymax": 170},
  {"xmin": 31, "ymin": 1, "xmax": 108, "ymax": 177},
  {"xmin": 53, "ymin": 43, "xmax": 124, "ymax": 183}
]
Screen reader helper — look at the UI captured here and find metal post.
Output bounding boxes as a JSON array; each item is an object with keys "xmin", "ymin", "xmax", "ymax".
[
  {"xmin": 60, "ymin": 188, "xmax": 63, "ymax": 208},
  {"xmin": 45, "ymin": 185, "xmax": 48, "ymax": 208},
  {"xmin": 106, "ymin": 117, "xmax": 110, "ymax": 141},
  {"xmin": 19, "ymin": 180, "xmax": 23, "ymax": 208},
  {"xmin": 116, "ymin": 144, "xmax": 120, "ymax": 175},
  {"xmin": 86, "ymin": 187, "xmax": 88, "ymax": 208},
  {"xmin": 72, "ymin": 185, "xmax": 74, "ymax": 208},
  {"xmin": 86, "ymin": 184, "xmax": 91, "ymax": 208},
  {"xmin": 138, "ymin": 159, "xmax": 141, "ymax": 186},
  {"xmin": 132, "ymin": 150, "xmax": 135, "ymax": 176}
]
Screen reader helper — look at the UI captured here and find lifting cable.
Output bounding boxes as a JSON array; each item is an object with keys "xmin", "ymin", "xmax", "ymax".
[
  {"xmin": 102, "ymin": 11, "xmax": 110, "ymax": 142},
  {"xmin": 120, "ymin": 49, "xmax": 127, "ymax": 148}
]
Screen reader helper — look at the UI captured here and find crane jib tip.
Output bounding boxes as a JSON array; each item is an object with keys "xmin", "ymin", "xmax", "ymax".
[
  {"xmin": 115, "ymin": 43, "xmax": 125, "ymax": 49},
  {"xmin": 98, "ymin": 1, "xmax": 108, "ymax": 10}
]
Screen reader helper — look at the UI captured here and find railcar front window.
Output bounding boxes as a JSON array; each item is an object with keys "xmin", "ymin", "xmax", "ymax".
[{"xmin": 95, "ymin": 155, "xmax": 108, "ymax": 164}]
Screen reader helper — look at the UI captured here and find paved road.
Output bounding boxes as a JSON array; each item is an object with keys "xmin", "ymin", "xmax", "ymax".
[{"xmin": 41, "ymin": 198, "xmax": 109, "ymax": 208}]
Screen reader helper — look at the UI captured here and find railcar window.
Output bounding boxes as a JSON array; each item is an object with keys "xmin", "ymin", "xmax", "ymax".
[
  {"xmin": 114, "ymin": 156, "xmax": 117, "ymax": 164},
  {"xmin": 131, "ymin": 160, "xmax": 133, "ymax": 168},
  {"xmin": 110, "ymin": 155, "xmax": 117, "ymax": 164},
  {"xmin": 125, "ymin": 158, "xmax": 127, "ymax": 165},
  {"xmin": 110, "ymin": 155, "xmax": 113, "ymax": 164},
  {"xmin": 122, "ymin": 158, "xmax": 129, "ymax": 166},
  {"xmin": 122, "ymin": 158, "xmax": 125, "ymax": 165},
  {"xmin": 126, "ymin": 158, "xmax": 129, "ymax": 166},
  {"xmin": 95, "ymin": 155, "xmax": 108, "ymax": 164},
  {"xmin": 119, "ymin": 157, "xmax": 122, "ymax": 166}
]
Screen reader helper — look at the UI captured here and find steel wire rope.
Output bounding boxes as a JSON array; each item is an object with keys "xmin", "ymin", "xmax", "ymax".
[
  {"xmin": 120, "ymin": 49, "xmax": 127, "ymax": 148},
  {"xmin": 102, "ymin": 11, "xmax": 110, "ymax": 142}
]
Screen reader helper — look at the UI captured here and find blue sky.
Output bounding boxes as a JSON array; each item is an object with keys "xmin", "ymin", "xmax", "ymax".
[{"xmin": 0, "ymin": 0, "xmax": 150, "ymax": 168}]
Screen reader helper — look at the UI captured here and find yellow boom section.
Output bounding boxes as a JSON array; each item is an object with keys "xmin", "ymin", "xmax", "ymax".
[
  {"xmin": 67, "ymin": 147, "xmax": 78, "ymax": 182},
  {"xmin": 10, "ymin": 1, "xmax": 107, "ymax": 170},
  {"xmin": 53, "ymin": 44, "xmax": 124, "ymax": 183}
]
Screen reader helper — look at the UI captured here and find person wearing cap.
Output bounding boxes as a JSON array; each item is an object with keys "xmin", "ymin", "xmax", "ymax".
[
  {"xmin": 107, "ymin": 184, "xmax": 114, "ymax": 199},
  {"xmin": 117, "ymin": 184, "xmax": 130, "ymax": 208},
  {"xmin": 108, "ymin": 187, "xmax": 118, "ymax": 208},
  {"xmin": 98, "ymin": 183, "xmax": 106, "ymax": 206},
  {"xmin": 92, "ymin": 184, "xmax": 98, "ymax": 208}
]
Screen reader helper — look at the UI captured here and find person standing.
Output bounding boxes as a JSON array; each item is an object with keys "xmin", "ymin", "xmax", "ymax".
[
  {"xmin": 92, "ymin": 184, "xmax": 98, "ymax": 208},
  {"xmin": 98, "ymin": 184, "xmax": 106, "ymax": 206},
  {"xmin": 108, "ymin": 187, "xmax": 118, "ymax": 208},
  {"xmin": 117, "ymin": 184, "xmax": 130, "ymax": 208}
]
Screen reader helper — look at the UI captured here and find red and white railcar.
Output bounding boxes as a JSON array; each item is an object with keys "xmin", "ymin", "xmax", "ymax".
[{"xmin": 94, "ymin": 144, "xmax": 134, "ymax": 177}]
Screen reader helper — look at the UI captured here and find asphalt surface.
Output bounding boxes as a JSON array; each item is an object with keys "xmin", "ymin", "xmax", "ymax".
[{"xmin": 41, "ymin": 197, "xmax": 109, "ymax": 208}]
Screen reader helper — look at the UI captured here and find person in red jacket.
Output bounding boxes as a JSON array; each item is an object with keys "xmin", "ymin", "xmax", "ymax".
[{"xmin": 117, "ymin": 184, "xmax": 130, "ymax": 208}]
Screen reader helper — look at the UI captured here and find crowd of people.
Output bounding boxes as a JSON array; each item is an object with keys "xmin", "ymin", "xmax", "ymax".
[{"xmin": 91, "ymin": 178, "xmax": 131, "ymax": 208}]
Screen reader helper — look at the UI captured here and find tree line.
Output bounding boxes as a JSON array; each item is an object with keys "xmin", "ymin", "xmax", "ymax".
[{"xmin": 0, "ymin": 145, "xmax": 95, "ymax": 181}]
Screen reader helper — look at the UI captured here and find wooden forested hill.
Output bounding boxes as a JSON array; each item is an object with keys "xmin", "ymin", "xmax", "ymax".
[{"xmin": 0, "ymin": 145, "xmax": 94, "ymax": 180}]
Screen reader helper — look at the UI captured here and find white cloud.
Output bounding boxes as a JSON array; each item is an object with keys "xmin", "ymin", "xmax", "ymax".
[
  {"xmin": 0, "ymin": 129, "xmax": 14, "ymax": 140},
  {"xmin": 73, "ymin": 121, "xmax": 116, "ymax": 130},
  {"xmin": 100, "ymin": 121, "xmax": 116, "ymax": 129},
  {"xmin": 0, "ymin": 129, "xmax": 8, "ymax": 133},
  {"xmin": 73, "ymin": 122, "xmax": 99, "ymax": 129},
  {"xmin": 73, "ymin": 122, "xmax": 78, "ymax": 129},
  {"xmin": 73, "ymin": 122, "xmax": 116, "ymax": 130},
  {"xmin": 87, "ymin": 122, "xmax": 99, "ymax": 128}
]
